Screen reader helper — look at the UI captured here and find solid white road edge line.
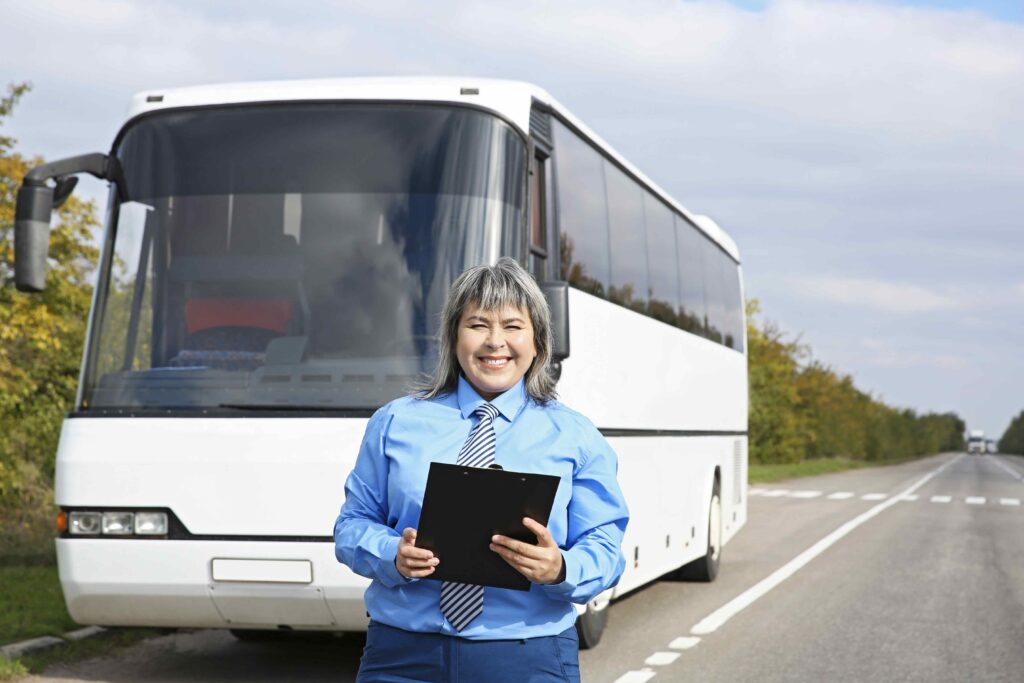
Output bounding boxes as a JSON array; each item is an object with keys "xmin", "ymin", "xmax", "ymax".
[
  {"xmin": 689, "ymin": 454, "xmax": 964, "ymax": 636},
  {"xmin": 988, "ymin": 456, "xmax": 1024, "ymax": 482}
]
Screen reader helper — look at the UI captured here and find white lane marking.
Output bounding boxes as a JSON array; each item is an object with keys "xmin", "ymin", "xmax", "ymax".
[
  {"xmin": 762, "ymin": 489, "xmax": 790, "ymax": 497},
  {"xmin": 827, "ymin": 492, "xmax": 854, "ymax": 500},
  {"xmin": 861, "ymin": 493, "xmax": 886, "ymax": 501},
  {"xmin": 1000, "ymin": 498, "xmax": 1021, "ymax": 506},
  {"xmin": 614, "ymin": 669, "xmax": 657, "ymax": 683},
  {"xmin": 669, "ymin": 636, "xmax": 701, "ymax": 650},
  {"xmin": 788, "ymin": 490, "xmax": 823, "ymax": 498},
  {"xmin": 988, "ymin": 457, "xmax": 1024, "ymax": 482},
  {"xmin": 899, "ymin": 494, "xmax": 919, "ymax": 501},
  {"xmin": 931, "ymin": 495, "xmax": 952, "ymax": 503},
  {"xmin": 966, "ymin": 497, "xmax": 986, "ymax": 505},
  {"xmin": 645, "ymin": 652, "xmax": 681, "ymax": 666},
  {"xmin": 748, "ymin": 488, "xmax": 768, "ymax": 496},
  {"xmin": 689, "ymin": 454, "xmax": 964, "ymax": 636}
]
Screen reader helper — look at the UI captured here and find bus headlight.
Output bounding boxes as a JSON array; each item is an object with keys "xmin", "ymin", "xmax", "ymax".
[
  {"xmin": 134, "ymin": 512, "xmax": 168, "ymax": 535},
  {"xmin": 68, "ymin": 511, "xmax": 102, "ymax": 535},
  {"xmin": 101, "ymin": 512, "xmax": 134, "ymax": 535}
]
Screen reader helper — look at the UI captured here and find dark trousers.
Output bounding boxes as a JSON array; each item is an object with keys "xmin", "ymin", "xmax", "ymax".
[{"xmin": 357, "ymin": 621, "xmax": 581, "ymax": 683}]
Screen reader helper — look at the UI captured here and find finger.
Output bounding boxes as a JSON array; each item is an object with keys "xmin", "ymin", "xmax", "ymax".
[
  {"xmin": 402, "ymin": 528, "xmax": 417, "ymax": 543},
  {"xmin": 399, "ymin": 545, "xmax": 435, "ymax": 560},
  {"xmin": 405, "ymin": 566, "xmax": 437, "ymax": 578},
  {"xmin": 490, "ymin": 543, "xmax": 540, "ymax": 570},
  {"xmin": 491, "ymin": 536, "xmax": 543, "ymax": 560},
  {"xmin": 402, "ymin": 556, "xmax": 440, "ymax": 569}
]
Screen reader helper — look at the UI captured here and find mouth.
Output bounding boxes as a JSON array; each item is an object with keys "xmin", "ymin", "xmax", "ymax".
[{"xmin": 478, "ymin": 356, "xmax": 512, "ymax": 369}]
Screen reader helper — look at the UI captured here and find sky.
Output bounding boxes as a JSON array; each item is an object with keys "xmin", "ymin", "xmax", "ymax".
[{"xmin": 2, "ymin": 0, "xmax": 1022, "ymax": 438}]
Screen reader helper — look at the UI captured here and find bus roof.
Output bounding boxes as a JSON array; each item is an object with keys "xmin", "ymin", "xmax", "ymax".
[{"xmin": 127, "ymin": 77, "xmax": 740, "ymax": 261}]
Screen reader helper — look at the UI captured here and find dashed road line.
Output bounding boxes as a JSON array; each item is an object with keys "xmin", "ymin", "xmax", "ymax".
[
  {"xmin": 613, "ymin": 669, "xmax": 657, "ymax": 683},
  {"xmin": 827, "ymin": 491, "xmax": 854, "ymax": 500},
  {"xmin": 788, "ymin": 490, "xmax": 822, "ymax": 498},
  {"xmin": 899, "ymin": 494, "xmax": 919, "ymax": 501},
  {"xmin": 931, "ymin": 495, "xmax": 952, "ymax": 503},
  {"xmin": 668, "ymin": 636, "xmax": 701, "ymax": 650},
  {"xmin": 1000, "ymin": 498, "xmax": 1021, "ymax": 506},
  {"xmin": 966, "ymin": 497, "xmax": 986, "ymax": 505},
  {"xmin": 644, "ymin": 652, "xmax": 681, "ymax": 666},
  {"xmin": 761, "ymin": 489, "xmax": 790, "ymax": 497},
  {"xmin": 861, "ymin": 493, "xmax": 886, "ymax": 501}
]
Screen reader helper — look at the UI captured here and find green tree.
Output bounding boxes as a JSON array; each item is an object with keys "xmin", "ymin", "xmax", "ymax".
[
  {"xmin": 998, "ymin": 411, "xmax": 1024, "ymax": 455},
  {"xmin": 747, "ymin": 299, "xmax": 808, "ymax": 464},
  {"xmin": 0, "ymin": 82, "xmax": 100, "ymax": 558}
]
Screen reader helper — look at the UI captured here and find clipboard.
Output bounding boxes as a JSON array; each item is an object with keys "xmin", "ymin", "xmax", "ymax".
[{"xmin": 415, "ymin": 462, "xmax": 560, "ymax": 591}]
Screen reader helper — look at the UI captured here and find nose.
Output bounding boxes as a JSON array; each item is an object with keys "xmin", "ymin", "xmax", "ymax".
[{"xmin": 485, "ymin": 327, "xmax": 506, "ymax": 349}]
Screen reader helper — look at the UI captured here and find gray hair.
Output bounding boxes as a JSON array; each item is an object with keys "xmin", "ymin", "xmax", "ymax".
[{"xmin": 416, "ymin": 257, "xmax": 556, "ymax": 403}]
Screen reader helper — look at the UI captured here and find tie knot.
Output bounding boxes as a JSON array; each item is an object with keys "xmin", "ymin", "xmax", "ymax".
[{"xmin": 474, "ymin": 403, "xmax": 500, "ymax": 422}]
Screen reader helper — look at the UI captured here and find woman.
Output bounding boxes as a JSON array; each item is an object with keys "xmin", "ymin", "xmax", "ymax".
[{"xmin": 334, "ymin": 257, "xmax": 629, "ymax": 682}]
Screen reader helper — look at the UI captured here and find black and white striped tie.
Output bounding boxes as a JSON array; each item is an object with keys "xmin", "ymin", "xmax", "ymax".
[{"xmin": 439, "ymin": 402, "xmax": 501, "ymax": 631}]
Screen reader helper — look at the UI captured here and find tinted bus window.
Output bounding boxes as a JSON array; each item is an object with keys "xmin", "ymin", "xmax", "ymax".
[
  {"xmin": 643, "ymin": 194, "xmax": 679, "ymax": 325},
  {"xmin": 702, "ymin": 238, "xmax": 726, "ymax": 344},
  {"xmin": 721, "ymin": 260, "xmax": 745, "ymax": 352},
  {"xmin": 604, "ymin": 161, "xmax": 648, "ymax": 312},
  {"xmin": 552, "ymin": 121, "xmax": 609, "ymax": 297},
  {"xmin": 676, "ymin": 217, "xmax": 706, "ymax": 336}
]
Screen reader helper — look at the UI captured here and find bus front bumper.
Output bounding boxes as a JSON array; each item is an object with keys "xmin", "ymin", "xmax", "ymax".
[{"xmin": 56, "ymin": 538, "xmax": 370, "ymax": 631}]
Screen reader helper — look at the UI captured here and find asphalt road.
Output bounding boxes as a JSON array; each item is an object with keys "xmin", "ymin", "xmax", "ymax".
[{"xmin": 34, "ymin": 452, "xmax": 1024, "ymax": 683}]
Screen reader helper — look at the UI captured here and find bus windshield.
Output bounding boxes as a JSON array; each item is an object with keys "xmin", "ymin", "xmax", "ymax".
[{"xmin": 81, "ymin": 103, "xmax": 526, "ymax": 412}]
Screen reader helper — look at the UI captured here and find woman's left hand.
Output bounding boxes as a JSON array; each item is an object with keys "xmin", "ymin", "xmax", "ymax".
[{"xmin": 490, "ymin": 517, "xmax": 565, "ymax": 585}]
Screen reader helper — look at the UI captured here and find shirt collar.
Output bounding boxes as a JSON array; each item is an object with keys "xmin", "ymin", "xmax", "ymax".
[{"xmin": 456, "ymin": 375, "xmax": 527, "ymax": 422}]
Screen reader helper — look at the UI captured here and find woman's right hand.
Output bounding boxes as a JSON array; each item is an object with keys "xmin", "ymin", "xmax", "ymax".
[{"xmin": 395, "ymin": 527, "xmax": 439, "ymax": 579}]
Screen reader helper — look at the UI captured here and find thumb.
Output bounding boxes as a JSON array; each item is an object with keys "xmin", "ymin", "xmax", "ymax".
[
  {"xmin": 402, "ymin": 527, "xmax": 417, "ymax": 544},
  {"xmin": 523, "ymin": 517, "xmax": 554, "ymax": 545}
]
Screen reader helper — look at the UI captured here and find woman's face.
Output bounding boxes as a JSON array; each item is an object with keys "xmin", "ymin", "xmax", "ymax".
[{"xmin": 455, "ymin": 303, "xmax": 538, "ymax": 401}]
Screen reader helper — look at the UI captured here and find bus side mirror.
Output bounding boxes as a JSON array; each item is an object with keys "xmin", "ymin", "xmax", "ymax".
[
  {"xmin": 14, "ymin": 182, "xmax": 55, "ymax": 292},
  {"xmin": 13, "ymin": 153, "xmax": 119, "ymax": 293},
  {"xmin": 541, "ymin": 280, "xmax": 570, "ymax": 366}
]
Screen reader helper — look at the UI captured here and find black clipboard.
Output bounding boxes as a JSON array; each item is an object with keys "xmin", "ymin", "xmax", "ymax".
[{"xmin": 415, "ymin": 462, "xmax": 560, "ymax": 591}]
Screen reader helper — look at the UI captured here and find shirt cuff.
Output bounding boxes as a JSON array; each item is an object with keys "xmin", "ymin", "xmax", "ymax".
[
  {"xmin": 377, "ymin": 534, "xmax": 415, "ymax": 588},
  {"xmin": 540, "ymin": 550, "xmax": 579, "ymax": 600}
]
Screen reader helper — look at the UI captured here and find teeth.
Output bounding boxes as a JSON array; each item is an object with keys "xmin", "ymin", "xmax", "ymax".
[{"xmin": 481, "ymin": 358, "xmax": 509, "ymax": 367}]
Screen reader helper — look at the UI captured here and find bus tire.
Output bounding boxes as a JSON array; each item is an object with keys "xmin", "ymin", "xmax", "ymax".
[
  {"xmin": 575, "ymin": 600, "xmax": 609, "ymax": 649},
  {"xmin": 675, "ymin": 479, "xmax": 721, "ymax": 582}
]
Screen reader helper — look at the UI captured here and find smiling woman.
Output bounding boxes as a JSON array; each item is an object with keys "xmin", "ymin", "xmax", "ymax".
[{"xmin": 333, "ymin": 258, "xmax": 629, "ymax": 682}]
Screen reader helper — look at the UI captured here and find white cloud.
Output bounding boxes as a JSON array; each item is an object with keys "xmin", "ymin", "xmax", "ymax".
[{"xmin": 790, "ymin": 276, "xmax": 963, "ymax": 313}]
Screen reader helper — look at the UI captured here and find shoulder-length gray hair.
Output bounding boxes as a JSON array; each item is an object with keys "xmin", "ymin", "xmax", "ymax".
[{"xmin": 416, "ymin": 257, "xmax": 556, "ymax": 403}]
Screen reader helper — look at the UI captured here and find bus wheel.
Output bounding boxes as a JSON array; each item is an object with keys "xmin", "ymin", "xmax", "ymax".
[
  {"xmin": 675, "ymin": 479, "xmax": 721, "ymax": 582},
  {"xmin": 575, "ymin": 599, "xmax": 609, "ymax": 649}
]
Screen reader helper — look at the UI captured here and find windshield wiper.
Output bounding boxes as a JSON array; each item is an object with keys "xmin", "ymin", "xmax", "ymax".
[{"xmin": 218, "ymin": 403, "xmax": 374, "ymax": 414}]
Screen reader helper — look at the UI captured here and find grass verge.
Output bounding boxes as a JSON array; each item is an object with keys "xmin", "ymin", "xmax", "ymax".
[
  {"xmin": 0, "ymin": 564, "xmax": 77, "ymax": 645},
  {"xmin": 748, "ymin": 455, "xmax": 924, "ymax": 484},
  {"xmin": 0, "ymin": 563, "xmax": 158, "ymax": 680}
]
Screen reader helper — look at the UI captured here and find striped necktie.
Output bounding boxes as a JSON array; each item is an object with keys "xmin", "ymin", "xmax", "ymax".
[{"xmin": 439, "ymin": 402, "xmax": 501, "ymax": 631}]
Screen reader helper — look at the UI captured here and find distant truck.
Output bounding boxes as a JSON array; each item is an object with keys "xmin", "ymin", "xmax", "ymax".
[
  {"xmin": 967, "ymin": 430, "xmax": 986, "ymax": 455},
  {"xmin": 986, "ymin": 439, "xmax": 998, "ymax": 454}
]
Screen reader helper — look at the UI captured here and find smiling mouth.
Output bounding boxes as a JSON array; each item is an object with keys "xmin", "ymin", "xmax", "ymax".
[{"xmin": 479, "ymin": 357, "xmax": 511, "ymax": 368}]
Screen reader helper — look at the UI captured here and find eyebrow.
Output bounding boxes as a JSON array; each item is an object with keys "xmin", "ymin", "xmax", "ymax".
[{"xmin": 466, "ymin": 315, "xmax": 526, "ymax": 325}]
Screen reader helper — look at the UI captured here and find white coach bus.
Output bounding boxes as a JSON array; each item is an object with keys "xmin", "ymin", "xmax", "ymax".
[{"xmin": 14, "ymin": 78, "xmax": 747, "ymax": 648}]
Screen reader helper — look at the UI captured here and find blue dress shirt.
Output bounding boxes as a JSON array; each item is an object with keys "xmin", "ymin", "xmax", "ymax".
[{"xmin": 334, "ymin": 376, "xmax": 629, "ymax": 640}]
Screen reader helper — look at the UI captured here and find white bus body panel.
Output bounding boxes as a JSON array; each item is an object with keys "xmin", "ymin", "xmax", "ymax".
[
  {"xmin": 557, "ymin": 289, "xmax": 748, "ymax": 597},
  {"xmin": 54, "ymin": 417, "xmax": 371, "ymax": 629}
]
